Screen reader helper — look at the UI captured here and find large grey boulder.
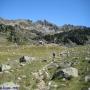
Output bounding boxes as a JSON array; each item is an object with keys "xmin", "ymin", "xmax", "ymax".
[
  {"xmin": 62, "ymin": 67, "xmax": 78, "ymax": 77},
  {"xmin": 51, "ymin": 67, "xmax": 78, "ymax": 80}
]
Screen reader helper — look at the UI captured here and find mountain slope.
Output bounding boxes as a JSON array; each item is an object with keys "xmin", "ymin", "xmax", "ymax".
[{"xmin": 0, "ymin": 18, "xmax": 90, "ymax": 45}]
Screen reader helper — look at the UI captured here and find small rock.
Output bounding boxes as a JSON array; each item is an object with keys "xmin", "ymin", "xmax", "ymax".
[
  {"xmin": 85, "ymin": 75, "xmax": 90, "ymax": 82},
  {"xmin": 0, "ymin": 82, "xmax": 20, "ymax": 90},
  {"xmin": 0, "ymin": 64, "xmax": 11, "ymax": 71},
  {"xmin": 10, "ymin": 69, "xmax": 14, "ymax": 72},
  {"xmin": 17, "ymin": 77, "xmax": 22, "ymax": 81},
  {"xmin": 19, "ymin": 56, "xmax": 35, "ymax": 63},
  {"xmin": 20, "ymin": 63, "xmax": 26, "ymax": 66}
]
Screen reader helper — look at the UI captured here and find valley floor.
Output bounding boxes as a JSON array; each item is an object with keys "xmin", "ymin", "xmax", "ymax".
[{"xmin": 0, "ymin": 44, "xmax": 90, "ymax": 90}]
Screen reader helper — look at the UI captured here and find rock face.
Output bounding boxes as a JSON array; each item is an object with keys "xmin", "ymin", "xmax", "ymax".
[
  {"xmin": 62, "ymin": 67, "xmax": 78, "ymax": 77},
  {"xmin": 85, "ymin": 75, "xmax": 90, "ymax": 82},
  {"xmin": 0, "ymin": 82, "xmax": 20, "ymax": 90}
]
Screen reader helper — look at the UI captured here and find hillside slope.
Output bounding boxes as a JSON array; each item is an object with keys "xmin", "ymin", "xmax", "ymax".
[{"xmin": 0, "ymin": 18, "xmax": 90, "ymax": 45}]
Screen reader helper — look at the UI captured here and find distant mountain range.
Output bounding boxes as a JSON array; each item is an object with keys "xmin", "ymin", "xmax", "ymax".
[{"xmin": 0, "ymin": 17, "xmax": 90, "ymax": 45}]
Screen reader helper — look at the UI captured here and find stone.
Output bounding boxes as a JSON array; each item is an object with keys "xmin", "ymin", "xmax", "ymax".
[
  {"xmin": 19, "ymin": 56, "xmax": 34, "ymax": 63},
  {"xmin": 85, "ymin": 75, "xmax": 90, "ymax": 82},
  {"xmin": 10, "ymin": 69, "xmax": 14, "ymax": 72},
  {"xmin": 19, "ymin": 56, "xmax": 26, "ymax": 63},
  {"xmin": 39, "ymin": 40, "xmax": 45, "ymax": 45},
  {"xmin": 85, "ymin": 57, "xmax": 90, "ymax": 63},
  {"xmin": 17, "ymin": 77, "xmax": 22, "ymax": 81},
  {"xmin": 1, "ymin": 64, "xmax": 11, "ymax": 71},
  {"xmin": 20, "ymin": 63, "xmax": 26, "ymax": 66},
  {"xmin": 85, "ymin": 57, "xmax": 90, "ymax": 60},
  {"xmin": 0, "ymin": 65, "xmax": 2, "ymax": 72},
  {"xmin": 48, "ymin": 81, "xmax": 58, "ymax": 90},
  {"xmin": 0, "ymin": 82, "xmax": 20, "ymax": 90},
  {"xmin": 51, "ymin": 70, "xmax": 65, "ymax": 80},
  {"xmin": 7, "ymin": 58, "xmax": 10, "ymax": 61},
  {"xmin": 62, "ymin": 67, "xmax": 78, "ymax": 77}
]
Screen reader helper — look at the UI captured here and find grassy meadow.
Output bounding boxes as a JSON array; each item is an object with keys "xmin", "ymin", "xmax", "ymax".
[{"xmin": 0, "ymin": 44, "xmax": 90, "ymax": 90}]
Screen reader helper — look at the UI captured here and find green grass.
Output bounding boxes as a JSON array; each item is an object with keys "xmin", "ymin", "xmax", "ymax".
[{"xmin": 0, "ymin": 44, "xmax": 90, "ymax": 90}]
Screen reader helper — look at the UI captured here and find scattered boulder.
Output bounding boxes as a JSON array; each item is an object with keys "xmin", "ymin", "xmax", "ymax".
[
  {"xmin": 0, "ymin": 65, "xmax": 2, "ymax": 72},
  {"xmin": 51, "ymin": 70, "xmax": 64, "ymax": 80},
  {"xmin": 0, "ymin": 64, "xmax": 11, "ymax": 72},
  {"xmin": 85, "ymin": 57, "xmax": 90, "ymax": 63},
  {"xmin": 17, "ymin": 77, "xmax": 22, "ymax": 81},
  {"xmin": 51, "ymin": 67, "xmax": 78, "ymax": 80},
  {"xmin": 19, "ymin": 56, "xmax": 26, "ymax": 63},
  {"xmin": 51, "ymin": 70, "xmax": 72, "ymax": 80},
  {"xmin": 48, "ymin": 81, "xmax": 58, "ymax": 89},
  {"xmin": 19, "ymin": 56, "xmax": 35, "ymax": 63},
  {"xmin": 85, "ymin": 57, "xmax": 90, "ymax": 61},
  {"xmin": 62, "ymin": 67, "xmax": 78, "ymax": 77},
  {"xmin": 39, "ymin": 40, "xmax": 44, "ymax": 45},
  {"xmin": 85, "ymin": 75, "xmax": 90, "ymax": 82},
  {"xmin": 0, "ymin": 82, "xmax": 20, "ymax": 90}
]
